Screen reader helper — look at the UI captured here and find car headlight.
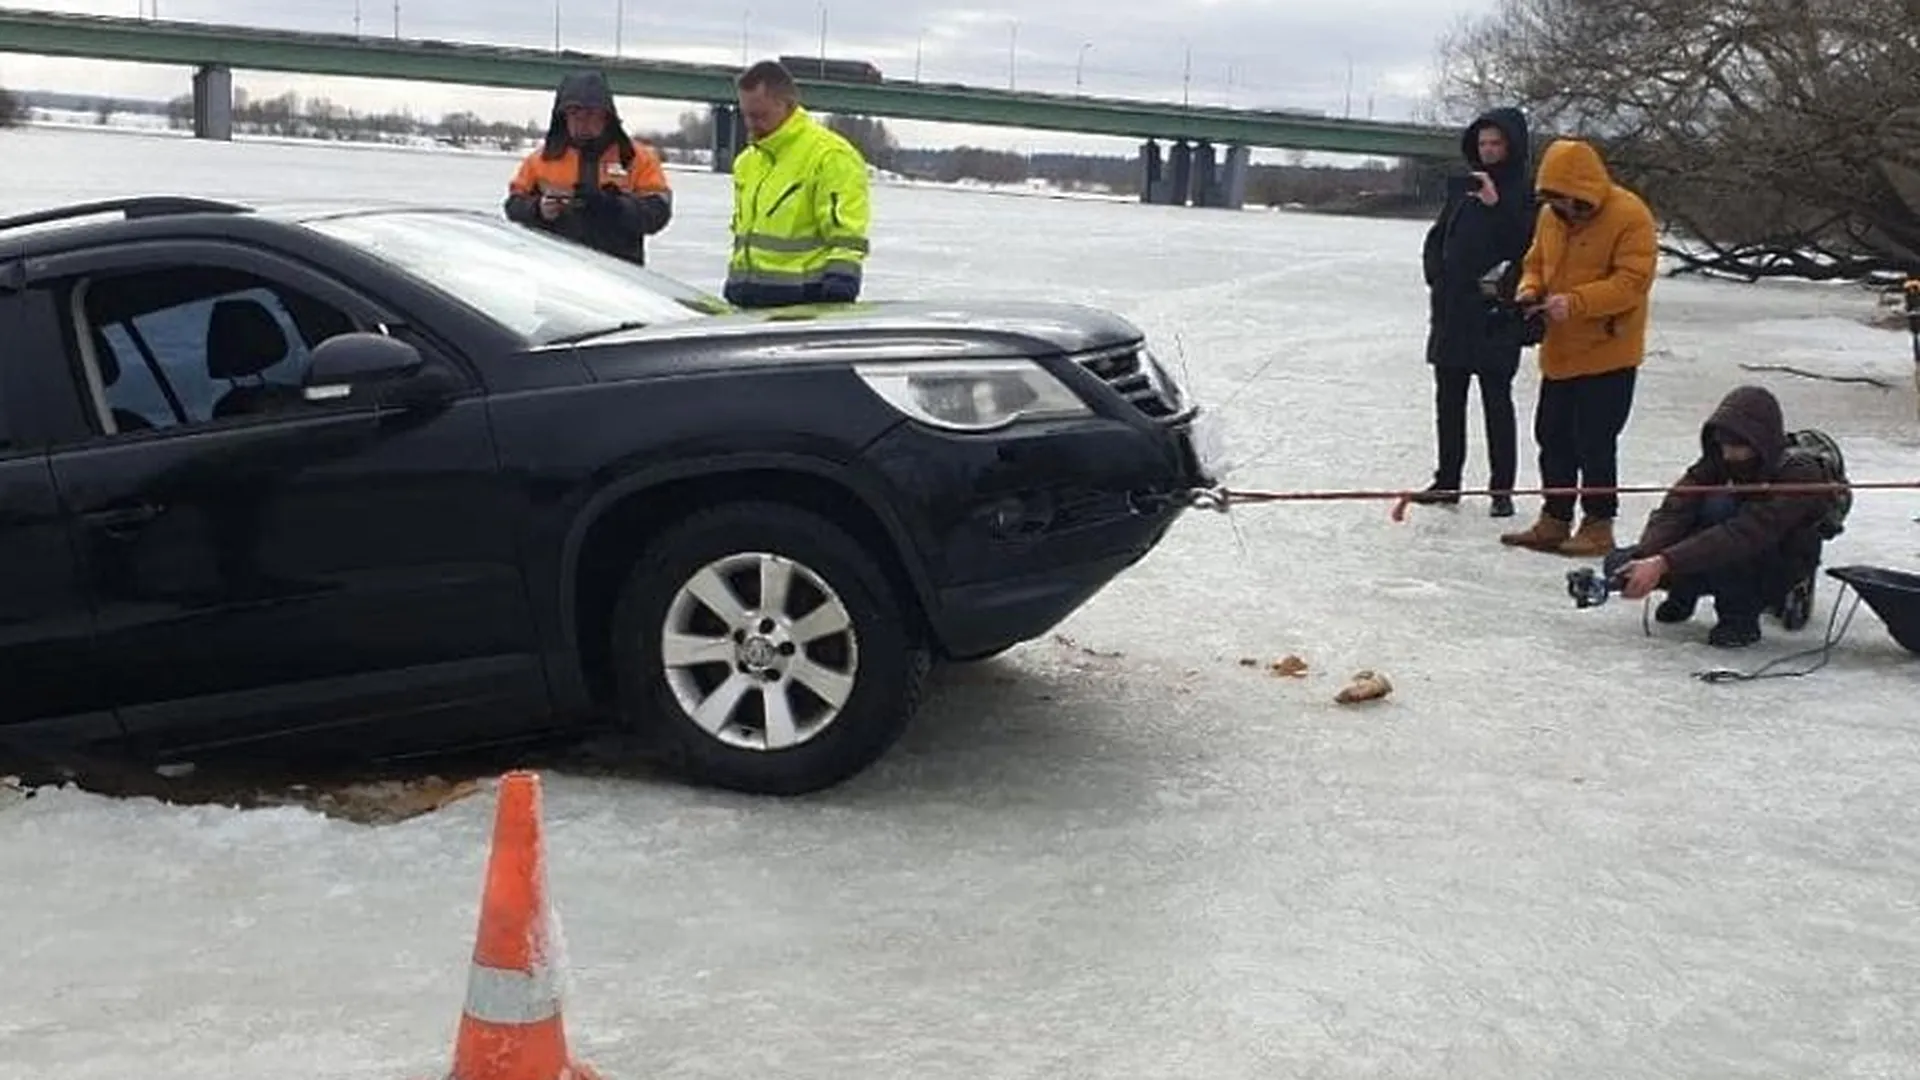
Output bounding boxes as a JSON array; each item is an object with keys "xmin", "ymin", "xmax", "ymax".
[
  {"xmin": 853, "ymin": 359, "xmax": 1091, "ymax": 432},
  {"xmin": 1141, "ymin": 347, "xmax": 1186, "ymax": 411}
]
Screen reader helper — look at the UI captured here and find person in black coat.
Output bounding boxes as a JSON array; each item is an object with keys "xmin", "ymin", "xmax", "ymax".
[{"xmin": 1409, "ymin": 106, "xmax": 1535, "ymax": 518}]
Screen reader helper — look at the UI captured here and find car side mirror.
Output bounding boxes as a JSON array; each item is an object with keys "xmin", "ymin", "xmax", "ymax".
[{"xmin": 303, "ymin": 331, "xmax": 449, "ymax": 408}]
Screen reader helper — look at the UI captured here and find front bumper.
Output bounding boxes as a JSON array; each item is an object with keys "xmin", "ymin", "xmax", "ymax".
[{"xmin": 866, "ymin": 406, "xmax": 1219, "ymax": 660}]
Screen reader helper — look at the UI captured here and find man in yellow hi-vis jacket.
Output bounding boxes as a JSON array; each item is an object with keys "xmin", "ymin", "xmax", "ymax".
[{"xmin": 725, "ymin": 60, "xmax": 872, "ymax": 308}]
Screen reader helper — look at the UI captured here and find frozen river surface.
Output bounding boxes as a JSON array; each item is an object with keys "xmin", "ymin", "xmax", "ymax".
[{"xmin": 2, "ymin": 126, "xmax": 1919, "ymax": 1080}]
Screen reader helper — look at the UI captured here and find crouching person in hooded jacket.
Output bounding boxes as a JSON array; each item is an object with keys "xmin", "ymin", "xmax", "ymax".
[
  {"xmin": 1614, "ymin": 386, "xmax": 1830, "ymax": 648},
  {"xmin": 506, "ymin": 69, "xmax": 672, "ymax": 266}
]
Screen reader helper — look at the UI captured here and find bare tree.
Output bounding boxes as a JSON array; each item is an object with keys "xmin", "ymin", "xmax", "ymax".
[{"xmin": 1435, "ymin": 0, "xmax": 1920, "ymax": 281}]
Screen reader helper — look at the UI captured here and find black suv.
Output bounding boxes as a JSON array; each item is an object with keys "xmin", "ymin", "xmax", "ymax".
[{"xmin": 0, "ymin": 197, "xmax": 1220, "ymax": 794}]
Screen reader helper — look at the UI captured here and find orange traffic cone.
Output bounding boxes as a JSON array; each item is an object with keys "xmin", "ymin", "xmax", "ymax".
[{"xmin": 447, "ymin": 771, "xmax": 601, "ymax": 1080}]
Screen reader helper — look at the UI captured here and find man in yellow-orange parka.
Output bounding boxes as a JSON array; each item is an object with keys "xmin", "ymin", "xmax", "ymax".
[{"xmin": 1500, "ymin": 138, "xmax": 1659, "ymax": 558}]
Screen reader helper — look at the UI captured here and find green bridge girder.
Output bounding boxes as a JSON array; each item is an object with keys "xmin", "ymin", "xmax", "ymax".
[{"xmin": 0, "ymin": 9, "xmax": 1458, "ymax": 159}]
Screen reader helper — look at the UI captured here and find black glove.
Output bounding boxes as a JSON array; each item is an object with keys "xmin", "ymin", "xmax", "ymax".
[
  {"xmin": 816, "ymin": 271, "xmax": 860, "ymax": 303},
  {"xmin": 1601, "ymin": 545, "xmax": 1638, "ymax": 582},
  {"xmin": 580, "ymin": 186, "xmax": 622, "ymax": 218},
  {"xmin": 633, "ymin": 194, "xmax": 672, "ymax": 235}
]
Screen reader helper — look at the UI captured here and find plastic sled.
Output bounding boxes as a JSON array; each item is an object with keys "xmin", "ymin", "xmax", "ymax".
[{"xmin": 1825, "ymin": 565, "xmax": 1920, "ymax": 655}]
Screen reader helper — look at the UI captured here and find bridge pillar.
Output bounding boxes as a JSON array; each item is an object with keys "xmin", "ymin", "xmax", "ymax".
[
  {"xmin": 1189, "ymin": 141, "xmax": 1217, "ymax": 207},
  {"xmin": 709, "ymin": 103, "xmax": 746, "ymax": 173},
  {"xmin": 1137, "ymin": 139, "xmax": 1163, "ymax": 203},
  {"xmin": 1216, "ymin": 145, "xmax": 1250, "ymax": 210},
  {"xmin": 1166, "ymin": 141, "xmax": 1193, "ymax": 207},
  {"xmin": 192, "ymin": 64, "xmax": 232, "ymax": 141}
]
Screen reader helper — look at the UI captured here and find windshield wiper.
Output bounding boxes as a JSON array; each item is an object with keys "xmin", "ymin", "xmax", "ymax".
[{"xmin": 544, "ymin": 320, "xmax": 650, "ymax": 346}]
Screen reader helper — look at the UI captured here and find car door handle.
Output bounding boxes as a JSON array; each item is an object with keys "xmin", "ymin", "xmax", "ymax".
[{"xmin": 84, "ymin": 501, "xmax": 167, "ymax": 536}]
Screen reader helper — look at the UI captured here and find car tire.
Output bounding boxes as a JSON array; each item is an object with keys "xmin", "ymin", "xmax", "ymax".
[{"xmin": 609, "ymin": 501, "xmax": 931, "ymax": 795}]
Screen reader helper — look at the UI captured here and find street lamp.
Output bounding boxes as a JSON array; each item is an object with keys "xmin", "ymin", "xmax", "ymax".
[
  {"xmin": 914, "ymin": 31, "xmax": 924, "ymax": 82},
  {"xmin": 1008, "ymin": 20, "xmax": 1018, "ymax": 90},
  {"xmin": 1075, "ymin": 42, "xmax": 1092, "ymax": 91}
]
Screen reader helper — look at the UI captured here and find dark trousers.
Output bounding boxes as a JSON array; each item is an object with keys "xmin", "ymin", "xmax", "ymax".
[
  {"xmin": 1668, "ymin": 560, "xmax": 1799, "ymax": 624},
  {"xmin": 1433, "ymin": 366, "xmax": 1517, "ymax": 492},
  {"xmin": 1645, "ymin": 495, "xmax": 1806, "ymax": 622},
  {"xmin": 1537, "ymin": 367, "xmax": 1637, "ymax": 521}
]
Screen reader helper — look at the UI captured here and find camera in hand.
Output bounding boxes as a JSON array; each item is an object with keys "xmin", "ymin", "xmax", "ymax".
[
  {"xmin": 1477, "ymin": 259, "xmax": 1547, "ymax": 347},
  {"xmin": 1565, "ymin": 566, "xmax": 1624, "ymax": 609},
  {"xmin": 1567, "ymin": 548, "xmax": 1639, "ymax": 609},
  {"xmin": 1490, "ymin": 297, "xmax": 1548, "ymax": 347}
]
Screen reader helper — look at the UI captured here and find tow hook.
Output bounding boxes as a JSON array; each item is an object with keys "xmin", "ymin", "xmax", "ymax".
[{"xmin": 1126, "ymin": 486, "xmax": 1231, "ymax": 515}]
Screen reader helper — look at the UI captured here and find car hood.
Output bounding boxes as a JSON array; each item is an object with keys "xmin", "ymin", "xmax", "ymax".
[{"xmin": 553, "ymin": 299, "xmax": 1148, "ymax": 378}]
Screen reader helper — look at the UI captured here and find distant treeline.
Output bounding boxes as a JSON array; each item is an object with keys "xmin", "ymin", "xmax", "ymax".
[
  {"xmin": 0, "ymin": 85, "xmax": 19, "ymax": 127},
  {"xmin": 13, "ymin": 87, "xmax": 1443, "ymax": 216}
]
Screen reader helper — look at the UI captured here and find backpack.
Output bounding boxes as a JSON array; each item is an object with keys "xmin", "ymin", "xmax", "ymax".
[{"xmin": 1781, "ymin": 428, "xmax": 1851, "ymax": 540}]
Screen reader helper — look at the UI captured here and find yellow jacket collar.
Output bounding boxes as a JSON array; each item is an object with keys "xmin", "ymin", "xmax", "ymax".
[{"xmin": 754, "ymin": 105, "xmax": 813, "ymax": 155}]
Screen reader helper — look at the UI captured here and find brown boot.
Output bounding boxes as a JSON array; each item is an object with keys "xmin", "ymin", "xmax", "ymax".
[
  {"xmin": 1499, "ymin": 513, "xmax": 1572, "ymax": 550},
  {"xmin": 1557, "ymin": 517, "xmax": 1616, "ymax": 558}
]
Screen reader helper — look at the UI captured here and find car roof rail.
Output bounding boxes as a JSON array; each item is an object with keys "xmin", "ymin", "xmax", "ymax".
[{"xmin": 0, "ymin": 196, "xmax": 251, "ymax": 234}]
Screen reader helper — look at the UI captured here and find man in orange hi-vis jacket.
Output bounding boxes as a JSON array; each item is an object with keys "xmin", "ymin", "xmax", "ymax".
[{"xmin": 505, "ymin": 70, "xmax": 673, "ymax": 266}]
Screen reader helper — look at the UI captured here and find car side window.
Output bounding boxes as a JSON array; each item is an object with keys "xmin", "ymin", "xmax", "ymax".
[{"xmin": 70, "ymin": 265, "xmax": 358, "ymax": 436}]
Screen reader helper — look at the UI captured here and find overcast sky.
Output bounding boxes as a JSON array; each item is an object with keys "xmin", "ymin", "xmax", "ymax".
[{"xmin": 4, "ymin": 0, "xmax": 1497, "ymax": 155}]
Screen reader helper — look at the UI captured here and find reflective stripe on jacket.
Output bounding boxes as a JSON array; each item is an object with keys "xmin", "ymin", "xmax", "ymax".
[
  {"xmin": 509, "ymin": 140, "xmax": 672, "ymax": 202},
  {"xmin": 726, "ymin": 107, "xmax": 871, "ymax": 307},
  {"xmin": 506, "ymin": 140, "xmax": 672, "ymax": 264}
]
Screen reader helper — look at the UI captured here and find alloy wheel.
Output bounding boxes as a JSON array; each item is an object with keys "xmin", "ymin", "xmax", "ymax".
[{"xmin": 658, "ymin": 551, "xmax": 860, "ymax": 751}]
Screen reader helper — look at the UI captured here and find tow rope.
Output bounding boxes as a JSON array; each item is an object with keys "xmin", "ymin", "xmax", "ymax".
[
  {"xmin": 1178, "ymin": 478, "xmax": 1920, "ymax": 521},
  {"xmin": 1692, "ymin": 580, "xmax": 1868, "ymax": 684},
  {"xmin": 1164, "ymin": 477, "xmax": 1920, "ymax": 686}
]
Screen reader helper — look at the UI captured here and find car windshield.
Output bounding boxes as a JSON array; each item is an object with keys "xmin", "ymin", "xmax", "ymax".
[{"xmin": 301, "ymin": 209, "xmax": 729, "ymax": 346}]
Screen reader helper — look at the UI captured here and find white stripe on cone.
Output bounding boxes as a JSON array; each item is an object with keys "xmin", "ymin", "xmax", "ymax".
[{"xmin": 462, "ymin": 961, "xmax": 562, "ymax": 1026}]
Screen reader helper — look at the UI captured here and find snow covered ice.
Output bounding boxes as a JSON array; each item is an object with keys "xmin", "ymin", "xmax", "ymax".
[{"xmin": 3, "ymin": 126, "xmax": 1919, "ymax": 1080}]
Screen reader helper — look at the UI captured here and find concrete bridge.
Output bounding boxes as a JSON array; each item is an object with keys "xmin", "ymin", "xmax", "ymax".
[{"xmin": 0, "ymin": 8, "xmax": 1459, "ymax": 210}]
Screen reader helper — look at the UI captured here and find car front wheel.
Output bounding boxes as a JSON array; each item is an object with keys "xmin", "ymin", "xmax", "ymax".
[{"xmin": 610, "ymin": 501, "xmax": 930, "ymax": 795}]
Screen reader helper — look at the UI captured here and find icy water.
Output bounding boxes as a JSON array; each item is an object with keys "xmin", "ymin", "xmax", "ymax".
[{"xmin": 3, "ymin": 124, "xmax": 1919, "ymax": 1080}]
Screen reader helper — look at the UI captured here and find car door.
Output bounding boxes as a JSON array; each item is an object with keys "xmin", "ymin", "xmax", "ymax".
[
  {"xmin": 22, "ymin": 238, "xmax": 548, "ymax": 759},
  {"xmin": 0, "ymin": 277, "xmax": 125, "ymax": 757}
]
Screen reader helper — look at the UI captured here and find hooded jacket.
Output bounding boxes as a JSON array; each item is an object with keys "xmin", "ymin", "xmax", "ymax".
[
  {"xmin": 1422, "ymin": 107, "xmax": 1535, "ymax": 373},
  {"xmin": 1635, "ymin": 385, "xmax": 1828, "ymax": 577},
  {"xmin": 1516, "ymin": 139, "xmax": 1658, "ymax": 381},
  {"xmin": 505, "ymin": 70, "xmax": 672, "ymax": 265}
]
